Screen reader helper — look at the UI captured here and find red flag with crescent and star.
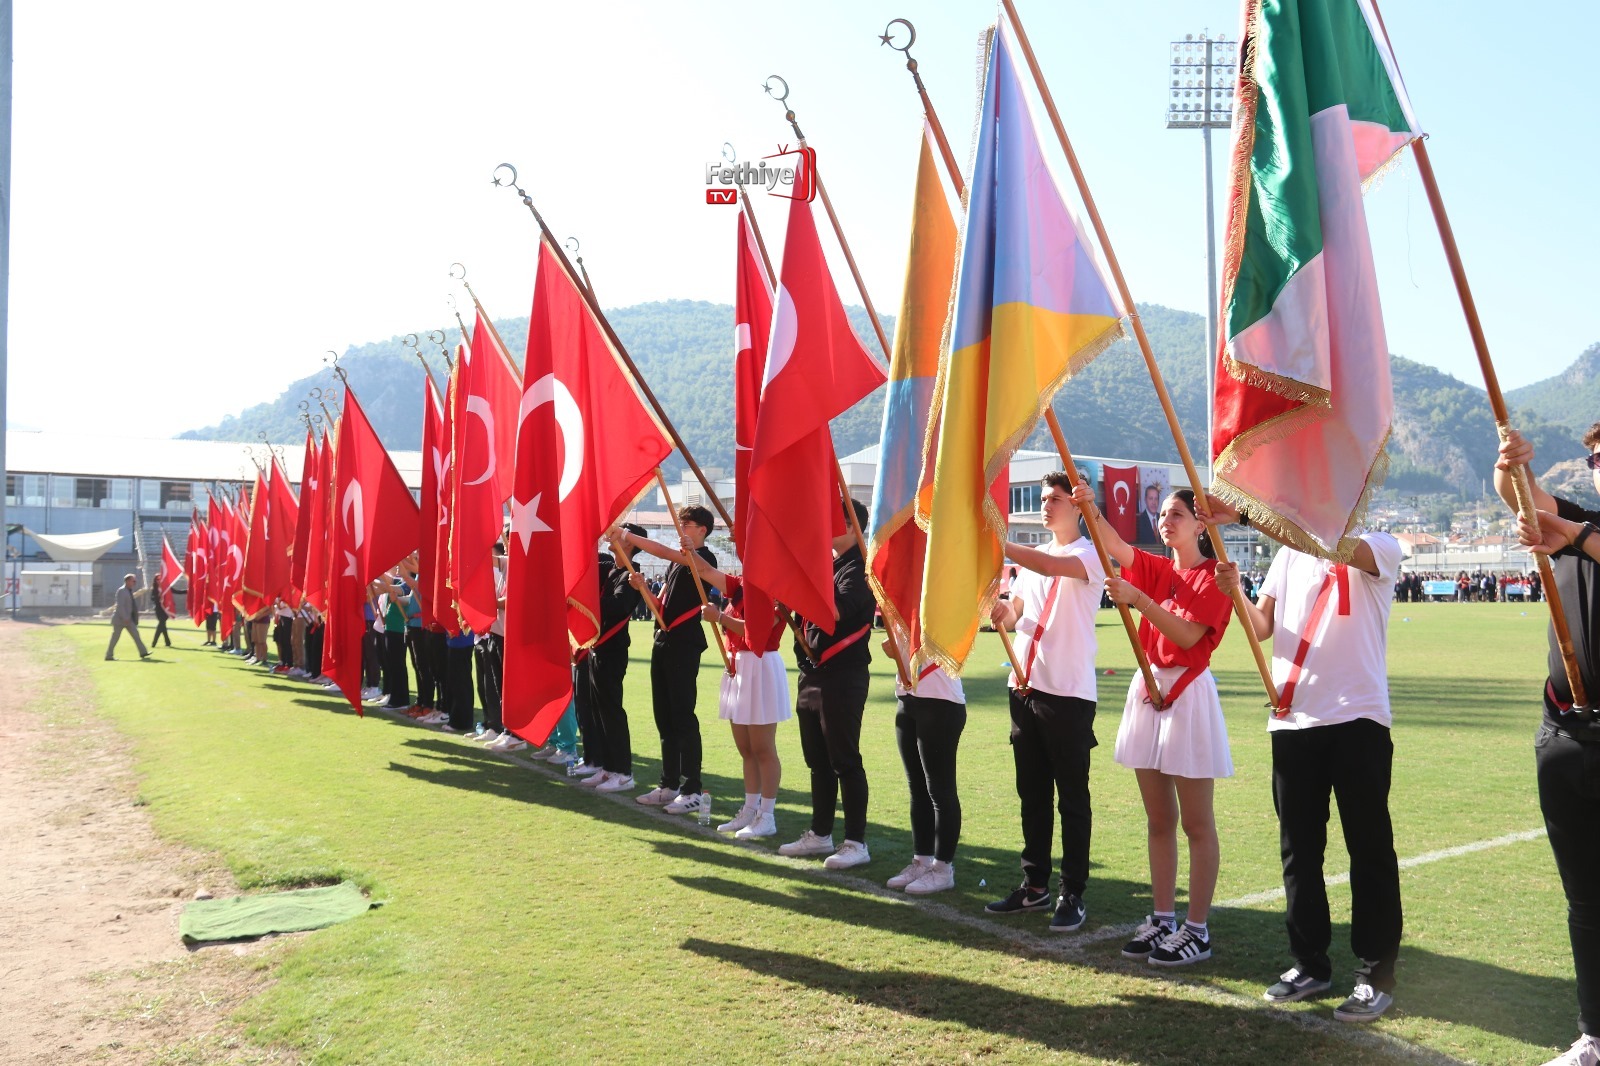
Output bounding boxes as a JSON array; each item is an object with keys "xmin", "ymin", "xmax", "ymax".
[
  {"xmin": 733, "ymin": 209, "xmax": 781, "ymax": 653},
  {"xmin": 1102, "ymin": 464, "xmax": 1139, "ymax": 545},
  {"xmin": 326, "ymin": 389, "xmax": 421, "ymax": 714},
  {"xmin": 743, "ymin": 191, "xmax": 888, "ymax": 632},
  {"xmin": 264, "ymin": 456, "xmax": 300, "ymax": 607},
  {"xmin": 289, "ymin": 429, "xmax": 320, "ymax": 604},
  {"xmin": 237, "ymin": 471, "xmax": 269, "ymax": 618},
  {"xmin": 184, "ymin": 512, "xmax": 206, "ymax": 626},
  {"xmin": 210, "ymin": 494, "xmax": 239, "ymax": 639},
  {"xmin": 302, "ymin": 430, "xmax": 334, "ymax": 613},
  {"xmin": 431, "ymin": 354, "xmax": 463, "ymax": 636},
  {"xmin": 416, "ymin": 375, "xmax": 445, "ymax": 628},
  {"xmin": 159, "ymin": 535, "xmax": 182, "ymax": 618},
  {"xmin": 449, "ymin": 310, "xmax": 521, "ymax": 634}
]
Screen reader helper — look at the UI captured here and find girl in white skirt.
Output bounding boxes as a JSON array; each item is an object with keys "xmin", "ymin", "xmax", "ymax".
[
  {"xmin": 1075, "ymin": 484, "xmax": 1233, "ymax": 967},
  {"xmin": 692, "ymin": 563, "xmax": 788, "ymax": 840}
]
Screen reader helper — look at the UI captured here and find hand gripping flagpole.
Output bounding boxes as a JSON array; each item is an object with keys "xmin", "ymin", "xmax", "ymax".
[
  {"xmin": 654, "ymin": 468, "xmax": 736, "ymax": 677},
  {"xmin": 999, "ymin": 0, "xmax": 1279, "ymax": 709},
  {"xmin": 882, "ymin": 19, "xmax": 1165, "ymax": 707},
  {"xmin": 1361, "ymin": 2, "xmax": 1586, "ymax": 714},
  {"xmin": 489, "ymin": 165, "xmax": 745, "ymax": 670},
  {"xmin": 761, "ymin": 78, "xmax": 916, "ymax": 690}
]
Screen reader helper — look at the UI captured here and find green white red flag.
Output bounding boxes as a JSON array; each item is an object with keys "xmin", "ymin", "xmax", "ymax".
[{"xmin": 1211, "ymin": 0, "xmax": 1420, "ymax": 558}]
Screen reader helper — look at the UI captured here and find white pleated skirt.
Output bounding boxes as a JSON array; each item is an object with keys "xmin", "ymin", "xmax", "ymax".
[
  {"xmin": 1113, "ymin": 664, "xmax": 1233, "ymax": 780},
  {"xmin": 719, "ymin": 649, "xmax": 792, "ymax": 726}
]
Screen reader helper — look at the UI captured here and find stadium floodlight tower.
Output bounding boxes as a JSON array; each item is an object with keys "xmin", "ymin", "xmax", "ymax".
[{"xmin": 1166, "ymin": 32, "xmax": 1237, "ymax": 485}]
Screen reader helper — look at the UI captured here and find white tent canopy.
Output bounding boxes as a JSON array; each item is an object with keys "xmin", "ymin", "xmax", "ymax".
[{"xmin": 23, "ymin": 527, "xmax": 124, "ymax": 562}]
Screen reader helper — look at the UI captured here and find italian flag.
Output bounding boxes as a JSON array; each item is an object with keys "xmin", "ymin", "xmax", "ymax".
[{"xmin": 1212, "ymin": 0, "xmax": 1420, "ymax": 559}]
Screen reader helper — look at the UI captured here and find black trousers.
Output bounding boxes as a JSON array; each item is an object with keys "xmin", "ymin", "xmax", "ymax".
[
  {"xmin": 408, "ymin": 628, "xmax": 435, "ymax": 709},
  {"xmin": 362, "ymin": 628, "xmax": 383, "ymax": 688},
  {"xmin": 796, "ymin": 667, "xmax": 871, "ymax": 844},
  {"xmin": 576, "ymin": 656, "xmax": 604, "ymax": 769},
  {"xmin": 651, "ymin": 648, "xmax": 703, "ymax": 794},
  {"xmin": 589, "ymin": 650, "xmax": 632, "ymax": 775},
  {"xmin": 424, "ymin": 630, "xmax": 450, "ymax": 716},
  {"xmin": 445, "ymin": 644, "xmax": 475, "ymax": 731},
  {"xmin": 1536, "ymin": 722, "xmax": 1600, "ymax": 1035},
  {"xmin": 382, "ymin": 630, "xmax": 410, "ymax": 707},
  {"xmin": 1271, "ymin": 717, "xmax": 1403, "ymax": 991},
  {"xmin": 1008, "ymin": 689, "xmax": 1096, "ymax": 896},
  {"xmin": 305, "ymin": 625, "xmax": 324, "ymax": 678},
  {"xmin": 152, "ymin": 615, "xmax": 171, "ymax": 646},
  {"xmin": 474, "ymin": 634, "xmax": 504, "ymax": 733},
  {"xmin": 896, "ymin": 694, "xmax": 965, "ymax": 863},
  {"xmin": 273, "ymin": 619, "xmax": 291, "ymax": 666}
]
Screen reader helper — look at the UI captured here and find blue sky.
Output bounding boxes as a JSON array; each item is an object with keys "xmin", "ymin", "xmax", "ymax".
[{"xmin": 9, "ymin": 1, "xmax": 1596, "ymax": 437}]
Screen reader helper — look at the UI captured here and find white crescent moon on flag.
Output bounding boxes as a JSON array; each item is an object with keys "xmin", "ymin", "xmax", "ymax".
[
  {"xmin": 463, "ymin": 396, "xmax": 496, "ymax": 487},
  {"xmin": 762, "ymin": 285, "xmax": 796, "ymax": 395},
  {"xmin": 1113, "ymin": 482, "xmax": 1130, "ymax": 508},
  {"xmin": 516, "ymin": 373, "xmax": 584, "ymax": 502},
  {"xmin": 227, "ymin": 545, "xmax": 244, "ymax": 583},
  {"xmin": 343, "ymin": 480, "xmax": 365, "ymax": 552},
  {"xmin": 735, "ymin": 322, "xmax": 752, "ymax": 355}
]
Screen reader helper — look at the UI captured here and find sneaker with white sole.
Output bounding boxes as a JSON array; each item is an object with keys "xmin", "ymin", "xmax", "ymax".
[
  {"xmin": 1543, "ymin": 1034, "xmax": 1600, "ymax": 1066},
  {"xmin": 1332, "ymin": 972, "xmax": 1393, "ymax": 1023},
  {"xmin": 886, "ymin": 858, "xmax": 931, "ymax": 890},
  {"xmin": 498, "ymin": 736, "xmax": 528, "ymax": 752},
  {"xmin": 1049, "ymin": 892, "xmax": 1087, "ymax": 932},
  {"xmin": 1148, "ymin": 924, "xmax": 1211, "ymax": 966},
  {"xmin": 569, "ymin": 761, "xmax": 603, "ymax": 777},
  {"xmin": 777, "ymin": 830, "xmax": 835, "ymax": 857},
  {"xmin": 905, "ymin": 860, "xmax": 955, "ymax": 895},
  {"xmin": 578, "ymin": 770, "xmax": 611, "ymax": 788},
  {"xmin": 985, "ymin": 884, "xmax": 1052, "ymax": 914},
  {"xmin": 664, "ymin": 791, "xmax": 707, "ymax": 815},
  {"xmin": 418, "ymin": 710, "xmax": 447, "ymax": 724},
  {"xmin": 595, "ymin": 773, "xmax": 635, "ymax": 793},
  {"xmin": 360, "ymin": 687, "xmax": 383, "ymax": 701},
  {"xmin": 734, "ymin": 810, "xmax": 777, "ymax": 839},
  {"xmin": 478, "ymin": 730, "xmax": 502, "ymax": 745},
  {"xmin": 635, "ymin": 786, "xmax": 679, "ymax": 807},
  {"xmin": 823, "ymin": 840, "xmax": 870, "ymax": 870},
  {"xmin": 1121, "ymin": 917, "xmax": 1175, "ymax": 960},
  {"xmin": 543, "ymin": 747, "xmax": 577, "ymax": 763},
  {"xmin": 718, "ymin": 805, "xmax": 758, "ymax": 834},
  {"xmin": 1263, "ymin": 965, "xmax": 1334, "ymax": 1003}
]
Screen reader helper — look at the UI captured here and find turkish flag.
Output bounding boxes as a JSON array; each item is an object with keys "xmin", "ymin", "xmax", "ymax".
[
  {"xmin": 289, "ymin": 430, "xmax": 320, "ymax": 603},
  {"xmin": 744, "ymin": 193, "xmax": 887, "ymax": 631},
  {"xmin": 416, "ymin": 376, "xmax": 445, "ymax": 628},
  {"xmin": 733, "ymin": 210, "xmax": 780, "ymax": 652},
  {"xmin": 159, "ymin": 535, "xmax": 182, "ymax": 618},
  {"xmin": 1102, "ymin": 464, "xmax": 1139, "ymax": 544},
  {"xmin": 237, "ymin": 471, "xmax": 269, "ymax": 617},
  {"xmin": 301, "ymin": 431, "xmax": 334, "ymax": 613},
  {"xmin": 326, "ymin": 389, "xmax": 421, "ymax": 713},
  {"xmin": 264, "ymin": 457, "xmax": 301, "ymax": 606},
  {"xmin": 211, "ymin": 495, "xmax": 241, "ymax": 640},
  {"xmin": 450, "ymin": 310, "xmax": 521, "ymax": 633},
  {"xmin": 431, "ymin": 354, "xmax": 463, "ymax": 636},
  {"xmin": 184, "ymin": 513, "xmax": 206, "ymax": 626}
]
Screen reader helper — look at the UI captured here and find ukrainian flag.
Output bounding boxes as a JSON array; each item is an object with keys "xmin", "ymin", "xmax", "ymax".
[{"xmin": 916, "ymin": 24, "xmax": 1124, "ymax": 674}]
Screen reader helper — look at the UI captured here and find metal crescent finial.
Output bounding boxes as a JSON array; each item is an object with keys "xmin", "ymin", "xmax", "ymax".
[
  {"xmin": 298, "ymin": 400, "xmax": 309, "ymax": 412},
  {"xmin": 721, "ymin": 141, "xmax": 737, "ymax": 165},
  {"xmin": 427, "ymin": 329, "xmax": 445, "ymax": 347},
  {"xmin": 445, "ymin": 292, "xmax": 459, "ymax": 313},
  {"xmin": 312, "ymin": 412, "xmax": 323, "ymax": 426},
  {"xmin": 763, "ymin": 74, "xmax": 790, "ymax": 105},
  {"xmin": 565, "ymin": 236, "xmax": 580, "ymax": 255},
  {"xmin": 491, "ymin": 163, "xmax": 518, "ymax": 189},
  {"xmin": 881, "ymin": 18, "xmax": 915, "ymax": 51},
  {"xmin": 449, "ymin": 262, "xmax": 467, "ymax": 280},
  {"xmin": 310, "ymin": 386, "xmax": 322, "ymax": 400},
  {"xmin": 402, "ymin": 333, "xmax": 419, "ymax": 351}
]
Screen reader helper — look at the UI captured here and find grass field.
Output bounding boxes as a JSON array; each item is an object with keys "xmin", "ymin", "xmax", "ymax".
[{"xmin": 39, "ymin": 601, "xmax": 1577, "ymax": 1064}]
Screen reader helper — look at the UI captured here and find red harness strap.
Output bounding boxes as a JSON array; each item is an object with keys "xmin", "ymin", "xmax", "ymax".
[
  {"xmin": 666, "ymin": 606, "xmax": 703, "ymax": 630},
  {"xmin": 1274, "ymin": 562, "xmax": 1348, "ymax": 718},
  {"xmin": 1015, "ymin": 577, "xmax": 1064, "ymax": 693},
  {"xmin": 816, "ymin": 624, "xmax": 871, "ymax": 666}
]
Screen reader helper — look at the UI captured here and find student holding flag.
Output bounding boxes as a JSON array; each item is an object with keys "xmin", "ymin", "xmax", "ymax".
[
  {"xmin": 1076, "ymin": 483, "xmax": 1233, "ymax": 966},
  {"xmin": 985, "ymin": 473, "xmax": 1104, "ymax": 929}
]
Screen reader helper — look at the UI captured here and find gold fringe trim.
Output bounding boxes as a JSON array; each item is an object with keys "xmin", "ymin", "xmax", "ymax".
[
  {"xmin": 1221, "ymin": 351, "xmax": 1331, "ymax": 409},
  {"xmin": 566, "ymin": 595, "xmax": 602, "ymax": 650},
  {"xmin": 865, "ymin": 564, "xmax": 917, "ymax": 671},
  {"xmin": 1216, "ymin": 0, "xmax": 1265, "ymax": 350},
  {"xmin": 1212, "ymin": 402, "xmax": 1328, "ymax": 479}
]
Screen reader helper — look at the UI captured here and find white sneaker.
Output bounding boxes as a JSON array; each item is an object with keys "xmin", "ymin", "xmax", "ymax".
[
  {"xmin": 570, "ymin": 761, "xmax": 603, "ymax": 777},
  {"xmin": 1544, "ymin": 1035, "xmax": 1600, "ymax": 1066},
  {"xmin": 478, "ymin": 730, "xmax": 502, "ymax": 745},
  {"xmin": 498, "ymin": 736, "xmax": 528, "ymax": 752},
  {"xmin": 777, "ymin": 830, "xmax": 835, "ymax": 857},
  {"xmin": 578, "ymin": 770, "xmax": 611, "ymax": 788},
  {"xmin": 905, "ymin": 860, "xmax": 955, "ymax": 895},
  {"xmin": 360, "ymin": 686, "xmax": 383, "ymax": 701},
  {"xmin": 288, "ymin": 667, "xmax": 306, "ymax": 678},
  {"xmin": 823, "ymin": 840, "xmax": 871, "ymax": 870},
  {"xmin": 734, "ymin": 810, "xmax": 777, "ymax": 839},
  {"xmin": 596, "ymin": 773, "xmax": 635, "ymax": 793},
  {"xmin": 543, "ymin": 747, "xmax": 576, "ymax": 763},
  {"xmin": 635, "ymin": 786, "xmax": 679, "ymax": 806},
  {"xmin": 886, "ymin": 857, "xmax": 932, "ymax": 890},
  {"xmin": 529, "ymin": 745, "xmax": 558, "ymax": 759},
  {"xmin": 418, "ymin": 711, "xmax": 447, "ymax": 724},
  {"xmin": 717, "ymin": 805, "xmax": 758, "ymax": 833},
  {"xmin": 664, "ymin": 791, "xmax": 707, "ymax": 815}
]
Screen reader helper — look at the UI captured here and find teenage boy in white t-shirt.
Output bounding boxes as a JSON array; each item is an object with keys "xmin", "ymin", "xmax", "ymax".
[
  {"xmin": 985, "ymin": 472, "xmax": 1106, "ymax": 932},
  {"xmin": 1212, "ymin": 505, "xmax": 1403, "ymax": 1024}
]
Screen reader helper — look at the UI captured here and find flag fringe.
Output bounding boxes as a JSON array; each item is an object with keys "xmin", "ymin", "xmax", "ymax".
[
  {"xmin": 1220, "ymin": 350, "xmax": 1332, "ymax": 409},
  {"xmin": 1216, "ymin": 0, "xmax": 1265, "ymax": 357}
]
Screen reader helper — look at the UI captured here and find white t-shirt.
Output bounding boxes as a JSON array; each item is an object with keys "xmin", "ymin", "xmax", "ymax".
[
  {"xmin": 896, "ymin": 663, "xmax": 966, "ymax": 704},
  {"xmin": 1259, "ymin": 531, "xmax": 1401, "ymax": 731},
  {"xmin": 1007, "ymin": 536, "xmax": 1105, "ymax": 702}
]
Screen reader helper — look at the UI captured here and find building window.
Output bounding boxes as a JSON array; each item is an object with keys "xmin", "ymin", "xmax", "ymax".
[
  {"xmin": 4, "ymin": 475, "xmax": 15, "ymax": 506},
  {"xmin": 1009, "ymin": 483, "xmax": 1041, "ymax": 515},
  {"xmin": 107, "ymin": 479, "xmax": 132, "ymax": 508},
  {"xmin": 160, "ymin": 482, "xmax": 193, "ymax": 510},
  {"xmin": 75, "ymin": 478, "xmax": 110, "ymax": 508},
  {"xmin": 139, "ymin": 480, "xmax": 161, "ymax": 509}
]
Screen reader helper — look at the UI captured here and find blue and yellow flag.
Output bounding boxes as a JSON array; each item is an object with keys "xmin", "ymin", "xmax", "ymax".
[{"xmin": 916, "ymin": 24, "xmax": 1124, "ymax": 674}]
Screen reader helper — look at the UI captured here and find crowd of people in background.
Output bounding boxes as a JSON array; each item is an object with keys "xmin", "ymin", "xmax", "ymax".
[{"xmin": 1393, "ymin": 569, "xmax": 1543, "ymax": 603}]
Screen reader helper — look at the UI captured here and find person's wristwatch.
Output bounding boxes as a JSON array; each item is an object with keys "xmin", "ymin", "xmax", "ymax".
[{"xmin": 1576, "ymin": 522, "xmax": 1598, "ymax": 554}]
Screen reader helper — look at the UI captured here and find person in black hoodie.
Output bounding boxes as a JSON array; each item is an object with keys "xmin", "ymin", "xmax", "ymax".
[
  {"xmin": 778, "ymin": 497, "xmax": 876, "ymax": 871},
  {"xmin": 576, "ymin": 525, "xmax": 647, "ymax": 793}
]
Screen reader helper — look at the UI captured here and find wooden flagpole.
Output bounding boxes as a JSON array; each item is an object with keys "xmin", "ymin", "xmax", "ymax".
[
  {"xmin": 998, "ymin": 0, "xmax": 1279, "ymax": 707},
  {"xmin": 883, "ymin": 23, "xmax": 1164, "ymax": 706},
  {"xmin": 1360, "ymin": 3, "xmax": 1585, "ymax": 707},
  {"xmin": 608, "ymin": 536, "xmax": 668, "ymax": 630},
  {"xmin": 654, "ymin": 468, "xmax": 735, "ymax": 676}
]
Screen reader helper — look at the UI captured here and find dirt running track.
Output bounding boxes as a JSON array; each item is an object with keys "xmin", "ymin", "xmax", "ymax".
[{"xmin": 0, "ymin": 620, "xmax": 291, "ymax": 1065}]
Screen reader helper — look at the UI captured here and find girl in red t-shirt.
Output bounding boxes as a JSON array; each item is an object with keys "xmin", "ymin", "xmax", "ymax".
[{"xmin": 1076, "ymin": 484, "xmax": 1233, "ymax": 968}]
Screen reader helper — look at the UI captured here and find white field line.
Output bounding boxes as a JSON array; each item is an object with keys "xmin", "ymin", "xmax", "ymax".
[{"xmin": 1217, "ymin": 827, "xmax": 1549, "ymax": 909}]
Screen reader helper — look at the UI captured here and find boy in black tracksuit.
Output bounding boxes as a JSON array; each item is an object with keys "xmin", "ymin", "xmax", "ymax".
[
  {"xmin": 779, "ymin": 498, "xmax": 875, "ymax": 870},
  {"xmin": 582, "ymin": 525, "xmax": 646, "ymax": 790}
]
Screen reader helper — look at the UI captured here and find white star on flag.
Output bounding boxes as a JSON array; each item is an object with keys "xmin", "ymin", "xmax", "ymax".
[{"xmin": 510, "ymin": 491, "xmax": 552, "ymax": 553}]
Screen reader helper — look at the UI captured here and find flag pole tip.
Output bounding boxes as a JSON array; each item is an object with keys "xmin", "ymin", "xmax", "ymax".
[{"xmin": 880, "ymin": 18, "xmax": 914, "ymax": 51}]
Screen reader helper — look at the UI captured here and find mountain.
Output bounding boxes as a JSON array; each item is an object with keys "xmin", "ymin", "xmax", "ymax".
[
  {"xmin": 180, "ymin": 300, "xmax": 1585, "ymax": 497},
  {"xmin": 1505, "ymin": 342, "xmax": 1600, "ymax": 434}
]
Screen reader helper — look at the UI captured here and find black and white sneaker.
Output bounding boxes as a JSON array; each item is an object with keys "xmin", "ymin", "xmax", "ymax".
[
  {"xmin": 1263, "ymin": 965, "xmax": 1334, "ymax": 1003},
  {"xmin": 1121, "ymin": 916, "xmax": 1174, "ymax": 960},
  {"xmin": 1148, "ymin": 924, "xmax": 1211, "ymax": 966},
  {"xmin": 1333, "ymin": 963, "xmax": 1394, "ymax": 1023},
  {"xmin": 984, "ymin": 884, "xmax": 1051, "ymax": 914},
  {"xmin": 1048, "ymin": 892, "xmax": 1087, "ymax": 932}
]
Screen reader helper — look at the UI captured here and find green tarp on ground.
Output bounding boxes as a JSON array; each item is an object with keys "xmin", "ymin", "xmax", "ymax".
[{"xmin": 179, "ymin": 880, "xmax": 378, "ymax": 943}]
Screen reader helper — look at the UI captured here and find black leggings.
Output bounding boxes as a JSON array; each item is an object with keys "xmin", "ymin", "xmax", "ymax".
[
  {"xmin": 795, "ymin": 667, "xmax": 870, "ymax": 844},
  {"xmin": 895, "ymin": 695, "xmax": 966, "ymax": 863}
]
